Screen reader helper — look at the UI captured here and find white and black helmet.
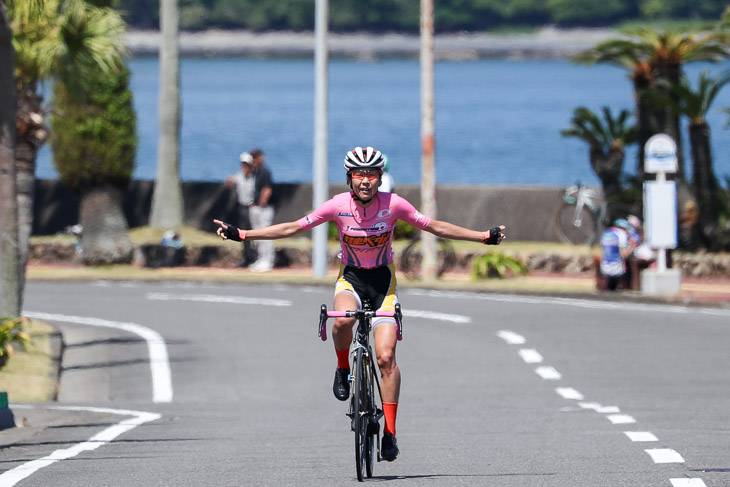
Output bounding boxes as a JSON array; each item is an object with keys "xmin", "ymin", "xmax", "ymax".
[{"xmin": 344, "ymin": 146, "xmax": 385, "ymax": 171}]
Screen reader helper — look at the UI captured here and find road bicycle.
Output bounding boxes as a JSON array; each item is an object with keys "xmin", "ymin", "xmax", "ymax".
[
  {"xmin": 318, "ymin": 300, "xmax": 403, "ymax": 482},
  {"xmin": 552, "ymin": 183, "xmax": 607, "ymax": 245},
  {"xmin": 399, "ymin": 234, "xmax": 457, "ymax": 280}
]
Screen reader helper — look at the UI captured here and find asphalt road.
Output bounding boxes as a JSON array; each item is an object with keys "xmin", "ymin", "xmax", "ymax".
[{"xmin": 2, "ymin": 281, "xmax": 729, "ymax": 486}]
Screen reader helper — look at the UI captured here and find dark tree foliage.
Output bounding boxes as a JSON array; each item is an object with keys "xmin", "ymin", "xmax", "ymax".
[
  {"xmin": 51, "ymin": 64, "xmax": 136, "ymax": 193},
  {"xmin": 115, "ymin": 0, "xmax": 729, "ymax": 31}
]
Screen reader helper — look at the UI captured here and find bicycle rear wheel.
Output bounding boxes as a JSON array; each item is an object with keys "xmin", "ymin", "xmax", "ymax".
[
  {"xmin": 553, "ymin": 203, "xmax": 598, "ymax": 245},
  {"xmin": 353, "ymin": 347, "xmax": 370, "ymax": 482}
]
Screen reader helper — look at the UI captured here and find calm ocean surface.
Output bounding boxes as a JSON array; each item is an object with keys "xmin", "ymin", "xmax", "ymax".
[{"xmin": 36, "ymin": 57, "xmax": 730, "ymax": 186}]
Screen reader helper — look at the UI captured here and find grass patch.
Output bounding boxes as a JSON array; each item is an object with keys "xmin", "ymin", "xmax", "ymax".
[{"xmin": 0, "ymin": 320, "xmax": 57, "ymax": 402}]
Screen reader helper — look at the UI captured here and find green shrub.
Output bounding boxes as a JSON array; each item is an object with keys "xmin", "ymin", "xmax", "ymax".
[
  {"xmin": 471, "ymin": 252, "xmax": 529, "ymax": 279},
  {"xmin": 394, "ymin": 220, "xmax": 416, "ymax": 240},
  {"xmin": 51, "ymin": 63, "xmax": 137, "ymax": 193},
  {"xmin": 0, "ymin": 317, "xmax": 32, "ymax": 368}
]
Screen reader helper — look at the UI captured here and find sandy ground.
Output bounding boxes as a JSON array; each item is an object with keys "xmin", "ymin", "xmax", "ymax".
[{"xmin": 124, "ymin": 27, "xmax": 619, "ymax": 59}]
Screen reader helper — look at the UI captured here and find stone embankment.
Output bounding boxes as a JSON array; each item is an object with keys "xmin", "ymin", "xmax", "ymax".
[{"xmin": 29, "ymin": 242, "xmax": 730, "ymax": 279}]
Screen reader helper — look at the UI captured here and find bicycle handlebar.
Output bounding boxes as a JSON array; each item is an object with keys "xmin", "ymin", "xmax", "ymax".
[{"xmin": 318, "ymin": 304, "xmax": 403, "ymax": 342}]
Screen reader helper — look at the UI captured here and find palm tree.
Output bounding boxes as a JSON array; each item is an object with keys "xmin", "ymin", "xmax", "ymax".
[
  {"xmin": 8, "ymin": 0, "xmax": 126, "ymax": 304},
  {"xmin": 575, "ymin": 26, "xmax": 730, "ymax": 183},
  {"xmin": 652, "ymin": 70, "xmax": 730, "ymax": 248},
  {"xmin": 51, "ymin": 63, "xmax": 136, "ymax": 264},
  {"xmin": 0, "ymin": 0, "xmax": 20, "ymax": 317},
  {"xmin": 149, "ymin": 0, "xmax": 183, "ymax": 229},
  {"xmin": 561, "ymin": 106, "xmax": 637, "ymax": 221}
]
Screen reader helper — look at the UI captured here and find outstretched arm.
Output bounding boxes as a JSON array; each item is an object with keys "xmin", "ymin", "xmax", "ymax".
[
  {"xmin": 213, "ymin": 219, "xmax": 305, "ymax": 241},
  {"xmin": 424, "ymin": 220, "xmax": 506, "ymax": 245}
]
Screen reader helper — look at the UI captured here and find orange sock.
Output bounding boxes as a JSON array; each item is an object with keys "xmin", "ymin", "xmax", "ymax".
[
  {"xmin": 383, "ymin": 402, "xmax": 398, "ymax": 436},
  {"xmin": 336, "ymin": 348, "xmax": 349, "ymax": 369}
]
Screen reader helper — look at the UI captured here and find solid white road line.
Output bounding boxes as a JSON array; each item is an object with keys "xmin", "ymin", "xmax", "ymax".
[
  {"xmin": 535, "ymin": 366, "xmax": 562, "ymax": 380},
  {"xmin": 147, "ymin": 292, "xmax": 291, "ymax": 307},
  {"xmin": 25, "ymin": 312, "xmax": 173, "ymax": 403},
  {"xmin": 670, "ymin": 479, "xmax": 707, "ymax": 487},
  {"xmin": 607, "ymin": 414, "xmax": 636, "ymax": 424},
  {"xmin": 624, "ymin": 431, "xmax": 659, "ymax": 442},
  {"xmin": 518, "ymin": 348, "xmax": 543, "ymax": 363},
  {"xmin": 0, "ymin": 406, "xmax": 160, "ymax": 487},
  {"xmin": 555, "ymin": 387, "xmax": 585, "ymax": 400},
  {"xmin": 401, "ymin": 309, "xmax": 471, "ymax": 324},
  {"xmin": 645, "ymin": 448, "xmax": 685, "ymax": 464},
  {"xmin": 497, "ymin": 330, "xmax": 526, "ymax": 345},
  {"xmin": 406, "ymin": 289, "xmax": 730, "ymax": 318}
]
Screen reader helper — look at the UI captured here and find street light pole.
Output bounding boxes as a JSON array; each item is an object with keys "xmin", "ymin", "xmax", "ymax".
[
  {"xmin": 312, "ymin": 0, "xmax": 329, "ymax": 278},
  {"xmin": 420, "ymin": 0, "xmax": 437, "ymax": 281}
]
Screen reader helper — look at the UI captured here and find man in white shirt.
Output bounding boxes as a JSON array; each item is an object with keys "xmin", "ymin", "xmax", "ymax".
[{"xmin": 226, "ymin": 152, "xmax": 256, "ymax": 266}]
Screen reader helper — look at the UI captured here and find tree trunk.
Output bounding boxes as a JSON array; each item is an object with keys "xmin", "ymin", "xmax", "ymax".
[
  {"xmin": 0, "ymin": 4, "xmax": 20, "ymax": 317},
  {"xmin": 15, "ymin": 134, "xmax": 38, "ymax": 312},
  {"xmin": 590, "ymin": 146, "xmax": 625, "ymax": 221},
  {"xmin": 689, "ymin": 120, "xmax": 720, "ymax": 247},
  {"xmin": 79, "ymin": 184, "xmax": 133, "ymax": 265},
  {"xmin": 150, "ymin": 0, "xmax": 183, "ymax": 229}
]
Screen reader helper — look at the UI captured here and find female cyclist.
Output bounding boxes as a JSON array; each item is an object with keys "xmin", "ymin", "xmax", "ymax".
[{"xmin": 213, "ymin": 146, "xmax": 506, "ymax": 462}]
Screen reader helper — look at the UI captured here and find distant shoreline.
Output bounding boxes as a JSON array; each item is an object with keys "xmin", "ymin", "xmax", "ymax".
[{"xmin": 124, "ymin": 27, "xmax": 619, "ymax": 60}]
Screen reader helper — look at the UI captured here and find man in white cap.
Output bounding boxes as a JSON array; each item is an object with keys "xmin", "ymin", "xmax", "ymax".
[{"xmin": 225, "ymin": 152, "xmax": 256, "ymax": 266}]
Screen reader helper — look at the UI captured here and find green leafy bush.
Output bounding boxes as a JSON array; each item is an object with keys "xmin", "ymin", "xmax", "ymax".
[
  {"xmin": 471, "ymin": 252, "xmax": 529, "ymax": 279},
  {"xmin": 51, "ymin": 63, "xmax": 137, "ymax": 193},
  {"xmin": 0, "ymin": 317, "xmax": 32, "ymax": 368},
  {"xmin": 394, "ymin": 220, "xmax": 416, "ymax": 240}
]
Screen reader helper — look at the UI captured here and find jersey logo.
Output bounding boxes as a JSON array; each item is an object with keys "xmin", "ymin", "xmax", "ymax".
[
  {"xmin": 343, "ymin": 230, "xmax": 392, "ymax": 247},
  {"xmin": 377, "ymin": 209, "xmax": 391, "ymax": 218},
  {"xmin": 337, "ymin": 212, "xmax": 354, "ymax": 217}
]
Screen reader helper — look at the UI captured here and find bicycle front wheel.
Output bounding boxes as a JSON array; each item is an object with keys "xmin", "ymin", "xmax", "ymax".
[
  {"xmin": 353, "ymin": 348, "xmax": 370, "ymax": 482},
  {"xmin": 553, "ymin": 203, "xmax": 598, "ymax": 245}
]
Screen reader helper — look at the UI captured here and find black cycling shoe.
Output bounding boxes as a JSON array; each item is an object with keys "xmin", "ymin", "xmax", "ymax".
[
  {"xmin": 333, "ymin": 368, "xmax": 350, "ymax": 401},
  {"xmin": 381, "ymin": 432, "xmax": 399, "ymax": 462}
]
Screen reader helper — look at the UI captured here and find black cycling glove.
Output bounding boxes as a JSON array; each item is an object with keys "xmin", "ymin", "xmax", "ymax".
[
  {"xmin": 483, "ymin": 226, "xmax": 503, "ymax": 245},
  {"xmin": 222, "ymin": 223, "xmax": 242, "ymax": 242}
]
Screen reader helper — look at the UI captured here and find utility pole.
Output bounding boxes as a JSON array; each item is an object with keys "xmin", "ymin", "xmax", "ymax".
[
  {"xmin": 420, "ymin": 0, "xmax": 437, "ymax": 281},
  {"xmin": 312, "ymin": 0, "xmax": 329, "ymax": 278}
]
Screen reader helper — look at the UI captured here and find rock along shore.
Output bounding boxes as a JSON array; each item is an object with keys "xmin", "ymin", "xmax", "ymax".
[{"xmin": 124, "ymin": 27, "xmax": 619, "ymax": 60}]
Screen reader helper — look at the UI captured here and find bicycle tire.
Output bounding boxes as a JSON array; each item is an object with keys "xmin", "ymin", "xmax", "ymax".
[
  {"xmin": 364, "ymin": 354, "xmax": 376, "ymax": 478},
  {"xmin": 553, "ymin": 202, "xmax": 598, "ymax": 245},
  {"xmin": 353, "ymin": 347, "xmax": 369, "ymax": 482}
]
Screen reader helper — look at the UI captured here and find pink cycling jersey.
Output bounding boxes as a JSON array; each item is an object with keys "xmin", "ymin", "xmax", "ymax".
[{"xmin": 298, "ymin": 192, "xmax": 432, "ymax": 268}]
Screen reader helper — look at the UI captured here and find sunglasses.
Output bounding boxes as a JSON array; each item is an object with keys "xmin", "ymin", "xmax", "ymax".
[{"xmin": 350, "ymin": 170, "xmax": 381, "ymax": 181}]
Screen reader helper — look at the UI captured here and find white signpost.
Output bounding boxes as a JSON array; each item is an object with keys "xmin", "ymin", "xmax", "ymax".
[{"xmin": 641, "ymin": 134, "xmax": 682, "ymax": 295}]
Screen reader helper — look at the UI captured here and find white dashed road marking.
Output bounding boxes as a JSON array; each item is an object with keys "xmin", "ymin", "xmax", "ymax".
[
  {"xmin": 518, "ymin": 348, "xmax": 543, "ymax": 363},
  {"xmin": 497, "ymin": 330, "xmax": 526, "ymax": 345},
  {"xmin": 607, "ymin": 414, "xmax": 637, "ymax": 425},
  {"xmin": 556, "ymin": 387, "xmax": 585, "ymax": 400},
  {"xmin": 670, "ymin": 479, "xmax": 707, "ymax": 487},
  {"xmin": 645, "ymin": 448, "xmax": 685, "ymax": 464},
  {"xmin": 535, "ymin": 366, "xmax": 562, "ymax": 380},
  {"xmin": 624, "ymin": 431, "xmax": 659, "ymax": 442}
]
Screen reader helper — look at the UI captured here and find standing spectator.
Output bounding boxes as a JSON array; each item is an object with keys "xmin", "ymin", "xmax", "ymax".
[
  {"xmin": 599, "ymin": 218, "xmax": 637, "ymax": 291},
  {"xmin": 379, "ymin": 155, "xmax": 395, "ymax": 193},
  {"xmin": 226, "ymin": 152, "xmax": 257, "ymax": 267},
  {"xmin": 249, "ymin": 148, "xmax": 275, "ymax": 272}
]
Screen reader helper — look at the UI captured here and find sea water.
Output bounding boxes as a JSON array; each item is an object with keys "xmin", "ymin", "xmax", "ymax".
[{"xmin": 35, "ymin": 57, "xmax": 730, "ymax": 187}]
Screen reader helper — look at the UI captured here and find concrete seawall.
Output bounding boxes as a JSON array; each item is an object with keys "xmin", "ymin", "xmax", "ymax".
[{"xmin": 34, "ymin": 179, "xmax": 571, "ymax": 242}]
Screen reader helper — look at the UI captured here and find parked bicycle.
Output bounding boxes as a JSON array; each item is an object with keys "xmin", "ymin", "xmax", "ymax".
[
  {"xmin": 552, "ymin": 183, "xmax": 607, "ymax": 245},
  {"xmin": 399, "ymin": 234, "xmax": 457, "ymax": 279},
  {"xmin": 318, "ymin": 300, "xmax": 403, "ymax": 482}
]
